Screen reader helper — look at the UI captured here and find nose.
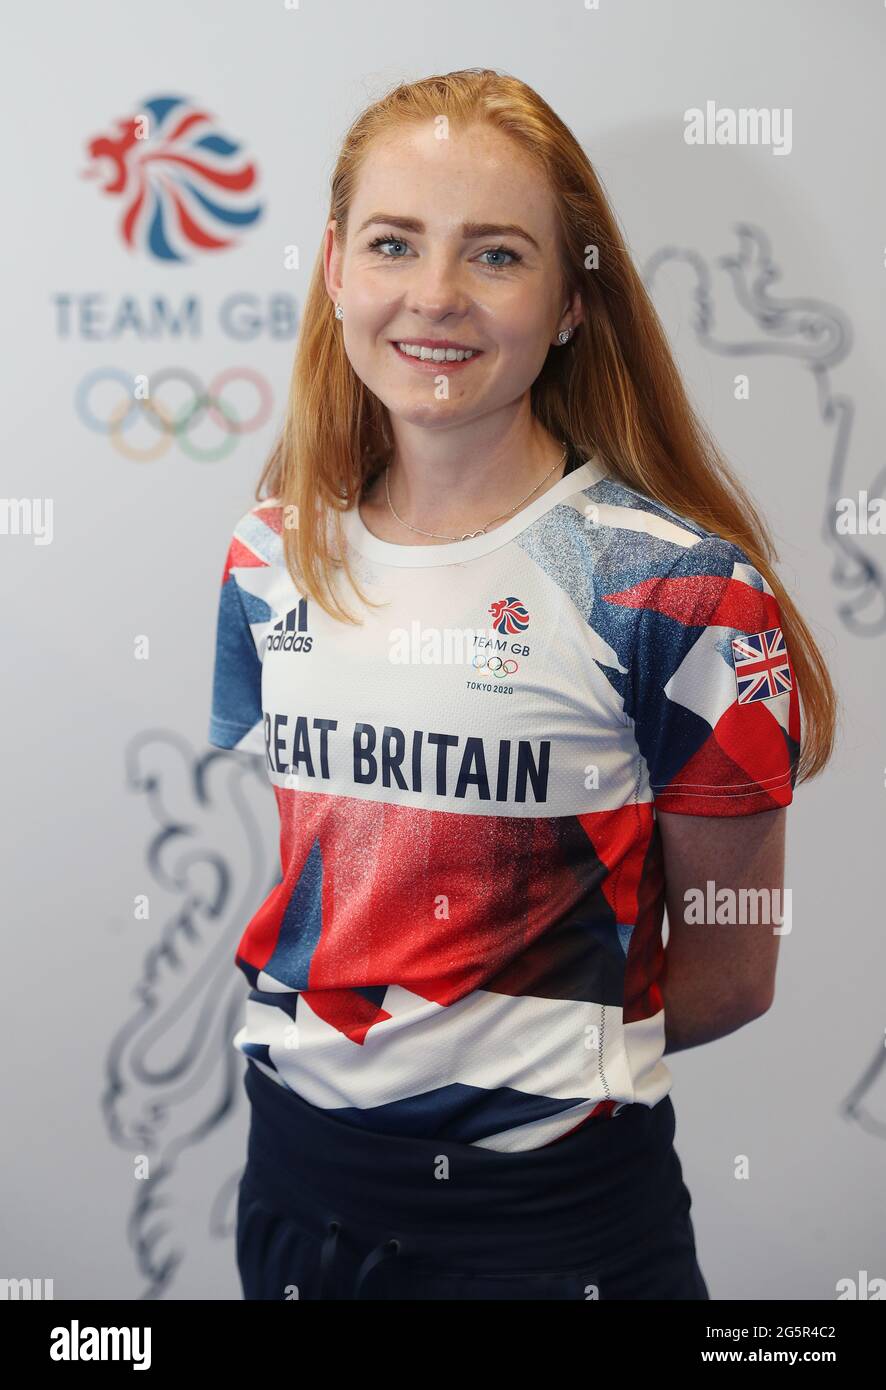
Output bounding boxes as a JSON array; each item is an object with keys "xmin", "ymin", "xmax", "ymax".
[{"xmin": 402, "ymin": 250, "xmax": 471, "ymax": 322}]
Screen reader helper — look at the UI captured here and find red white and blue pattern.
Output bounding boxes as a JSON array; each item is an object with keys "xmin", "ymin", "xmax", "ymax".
[
  {"xmin": 208, "ymin": 458, "xmax": 801, "ymax": 1151},
  {"xmin": 731, "ymin": 626, "xmax": 793, "ymax": 704},
  {"xmin": 83, "ymin": 95, "xmax": 263, "ymax": 263}
]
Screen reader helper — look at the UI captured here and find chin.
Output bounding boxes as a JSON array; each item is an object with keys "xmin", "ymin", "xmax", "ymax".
[{"xmin": 382, "ymin": 393, "xmax": 471, "ymax": 428}]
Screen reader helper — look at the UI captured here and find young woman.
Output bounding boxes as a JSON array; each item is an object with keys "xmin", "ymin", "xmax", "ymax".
[{"xmin": 209, "ymin": 69, "xmax": 836, "ymax": 1300}]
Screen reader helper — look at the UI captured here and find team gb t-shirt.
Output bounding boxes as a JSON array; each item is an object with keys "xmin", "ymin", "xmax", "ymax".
[{"xmin": 208, "ymin": 452, "xmax": 801, "ymax": 1153}]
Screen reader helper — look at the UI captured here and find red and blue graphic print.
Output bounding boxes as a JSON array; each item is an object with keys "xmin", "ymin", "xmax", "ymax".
[{"xmin": 208, "ymin": 464, "xmax": 802, "ymax": 1152}]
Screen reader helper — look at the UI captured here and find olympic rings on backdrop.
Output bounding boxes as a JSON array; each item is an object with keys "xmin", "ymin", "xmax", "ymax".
[
  {"xmin": 74, "ymin": 367, "xmax": 274, "ymax": 462},
  {"xmin": 472, "ymin": 654, "xmax": 519, "ymax": 678}
]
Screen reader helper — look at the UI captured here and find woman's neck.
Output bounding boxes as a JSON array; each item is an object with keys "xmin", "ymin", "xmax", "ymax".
[{"xmin": 359, "ymin": 436, "xmax": 576, "ymax": 547}]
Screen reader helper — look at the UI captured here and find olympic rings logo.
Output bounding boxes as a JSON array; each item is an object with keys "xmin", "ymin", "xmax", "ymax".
[
  {"xmin": 472, "ymin": 653, "xmax": 519, "ymax": 678},
  {"xmin": 75, "ymin": 366, "xmax": 274, "ymax": 461}
]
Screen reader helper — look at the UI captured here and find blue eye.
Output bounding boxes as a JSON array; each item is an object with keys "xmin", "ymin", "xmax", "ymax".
[
  {"xmin": 479, "ymin": 246, "xmax": 521, "ymax": 270},
  {"xmin": 367, "ymin": 236, "xmax": 410, "ymax": 258},
  {"xmin": 365, "ymin": 236, "xmax": 522, "ymax": 272}
]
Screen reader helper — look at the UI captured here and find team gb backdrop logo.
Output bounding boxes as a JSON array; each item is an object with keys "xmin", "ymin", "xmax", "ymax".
[{"xmin": 81, "ymin": 94, "xmax": 263, "ymax": 263}]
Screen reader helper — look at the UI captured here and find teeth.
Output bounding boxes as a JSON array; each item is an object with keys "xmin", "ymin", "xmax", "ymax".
[{"xmin": 396, "ymin": 342, "xmax": 476, "ymax": 362}]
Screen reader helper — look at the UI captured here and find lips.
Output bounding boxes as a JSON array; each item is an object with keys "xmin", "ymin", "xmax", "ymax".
[
  {"xmin": 392, "ymin": 339, "xmax": 480, "ymax": 350},
  {"xmin": 391, "ymin": 340, "xmax": 483, "ymax": 366}
]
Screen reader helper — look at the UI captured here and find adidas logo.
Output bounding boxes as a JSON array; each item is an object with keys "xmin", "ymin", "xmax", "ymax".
[{"xmin": 265, "ymin": 600, "xmax": 313, "ymax": 653}]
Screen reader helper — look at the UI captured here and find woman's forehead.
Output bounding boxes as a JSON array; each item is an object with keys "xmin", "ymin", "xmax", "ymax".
[{"xmin": 350, "ymin": 128, "xmax": 555, "ymax": 230}]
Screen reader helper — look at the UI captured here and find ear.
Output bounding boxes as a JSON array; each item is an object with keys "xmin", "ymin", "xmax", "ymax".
[
  {"xmin": 323, "ymin": 220, "xmax": 343, "ymax": 305},
  {"xmin": 554, "ymin": 287, "xmax": 586, "ymax": 343},
  {"xmin": 561, "ymin": 286, "xmax": 586, "ymax": 336}
]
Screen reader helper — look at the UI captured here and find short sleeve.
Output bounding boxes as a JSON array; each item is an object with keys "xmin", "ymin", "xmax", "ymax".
[
  {"xmin": 208, "ymin": 533, "xmax": 266, "ymax": 756},
  {"xmin": 625, "ymin": 535, "xmax": 801, "ymax": 816}
]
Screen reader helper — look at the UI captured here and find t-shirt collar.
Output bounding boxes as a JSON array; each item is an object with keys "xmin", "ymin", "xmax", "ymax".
[{"xmin": 340, "ymin": 453, "xmax": 608, "ymax": 568}]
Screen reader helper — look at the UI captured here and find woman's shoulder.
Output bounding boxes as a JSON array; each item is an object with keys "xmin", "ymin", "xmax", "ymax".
[
  {"xmin": 572, "ymin": 468, "xmax": 755, "ymax": 575},
  {"xmin": 225, "ymin": 496, "xmax": 288, "ymax": 565}
]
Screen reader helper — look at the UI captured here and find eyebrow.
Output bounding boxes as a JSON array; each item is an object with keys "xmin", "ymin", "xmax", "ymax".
[{"xmin": 355, "ymin": 214, "xmax": 541, "ymax": 253}]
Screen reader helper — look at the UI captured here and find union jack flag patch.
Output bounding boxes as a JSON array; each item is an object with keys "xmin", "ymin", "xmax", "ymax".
[{"xmin": 731, "ymin": 627, "xmax": 793, "ymax": 704}]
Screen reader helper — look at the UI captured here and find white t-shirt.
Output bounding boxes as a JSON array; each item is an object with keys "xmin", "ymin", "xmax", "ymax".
[{"xmin": 208, "ymin": 453, "xmax": 800, "ymax": 1152}]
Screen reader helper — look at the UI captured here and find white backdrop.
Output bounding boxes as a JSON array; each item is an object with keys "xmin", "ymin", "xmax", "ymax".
[{"xmin": 2, "ymin": 0, "xmax": 884, "ymax": 1300}]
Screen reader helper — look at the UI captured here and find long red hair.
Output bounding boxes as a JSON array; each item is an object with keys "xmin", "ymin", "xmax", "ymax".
[{"xmin": 257, "ymin": 67, "xmax": 836, "ymax": 785}]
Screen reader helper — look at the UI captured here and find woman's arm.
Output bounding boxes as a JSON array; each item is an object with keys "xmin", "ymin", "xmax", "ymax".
[{"xmin": 657, "ymin": 806, "xmax": 786, "ymax": 1055}]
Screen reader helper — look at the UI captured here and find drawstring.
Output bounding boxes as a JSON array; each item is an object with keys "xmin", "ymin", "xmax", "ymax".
[
  {"xmin": 353, "ymin": 1236, "xmax": 402, "ymax": 1299},
  {"xmin": 318, "ymin": 1218, "xmax": 405, "ymax": 1299},
  {"xmin": 318, "ymin": 1219, "xmax": 342, "ymax": 1299}
]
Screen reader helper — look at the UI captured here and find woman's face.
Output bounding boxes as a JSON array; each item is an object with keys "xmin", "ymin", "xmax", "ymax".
[{"xmin": 325, "ymin": 122, "xmax": 581, "ymax": 433}]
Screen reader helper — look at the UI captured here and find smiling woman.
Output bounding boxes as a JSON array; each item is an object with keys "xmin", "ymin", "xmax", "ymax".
[
  {"xmin": 208, "ymin": 67, "xmax": 837, "ymax": 1302},
  {"xmin": 320, "ymin": 117, "xmax": 583, "ymax": 544}
]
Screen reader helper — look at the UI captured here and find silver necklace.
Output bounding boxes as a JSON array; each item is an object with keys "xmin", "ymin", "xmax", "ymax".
[{"xmin": 384, "ymin": 442, "xmax": 569, "ymax": 542}]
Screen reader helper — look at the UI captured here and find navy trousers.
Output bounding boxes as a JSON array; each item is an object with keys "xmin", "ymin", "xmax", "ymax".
[{"xmin": 236, "ymin": 1060, "xmax": 710, "ymax": 1300}]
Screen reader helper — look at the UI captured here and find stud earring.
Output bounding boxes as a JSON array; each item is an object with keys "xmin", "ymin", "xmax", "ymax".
[
  {"xmin": 557, "ymin": 327, "xmax": 572, "ymax": 344},
  {"xmin": 334, "ymin": 303, "xmax": 344, "ymax": 320}
]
